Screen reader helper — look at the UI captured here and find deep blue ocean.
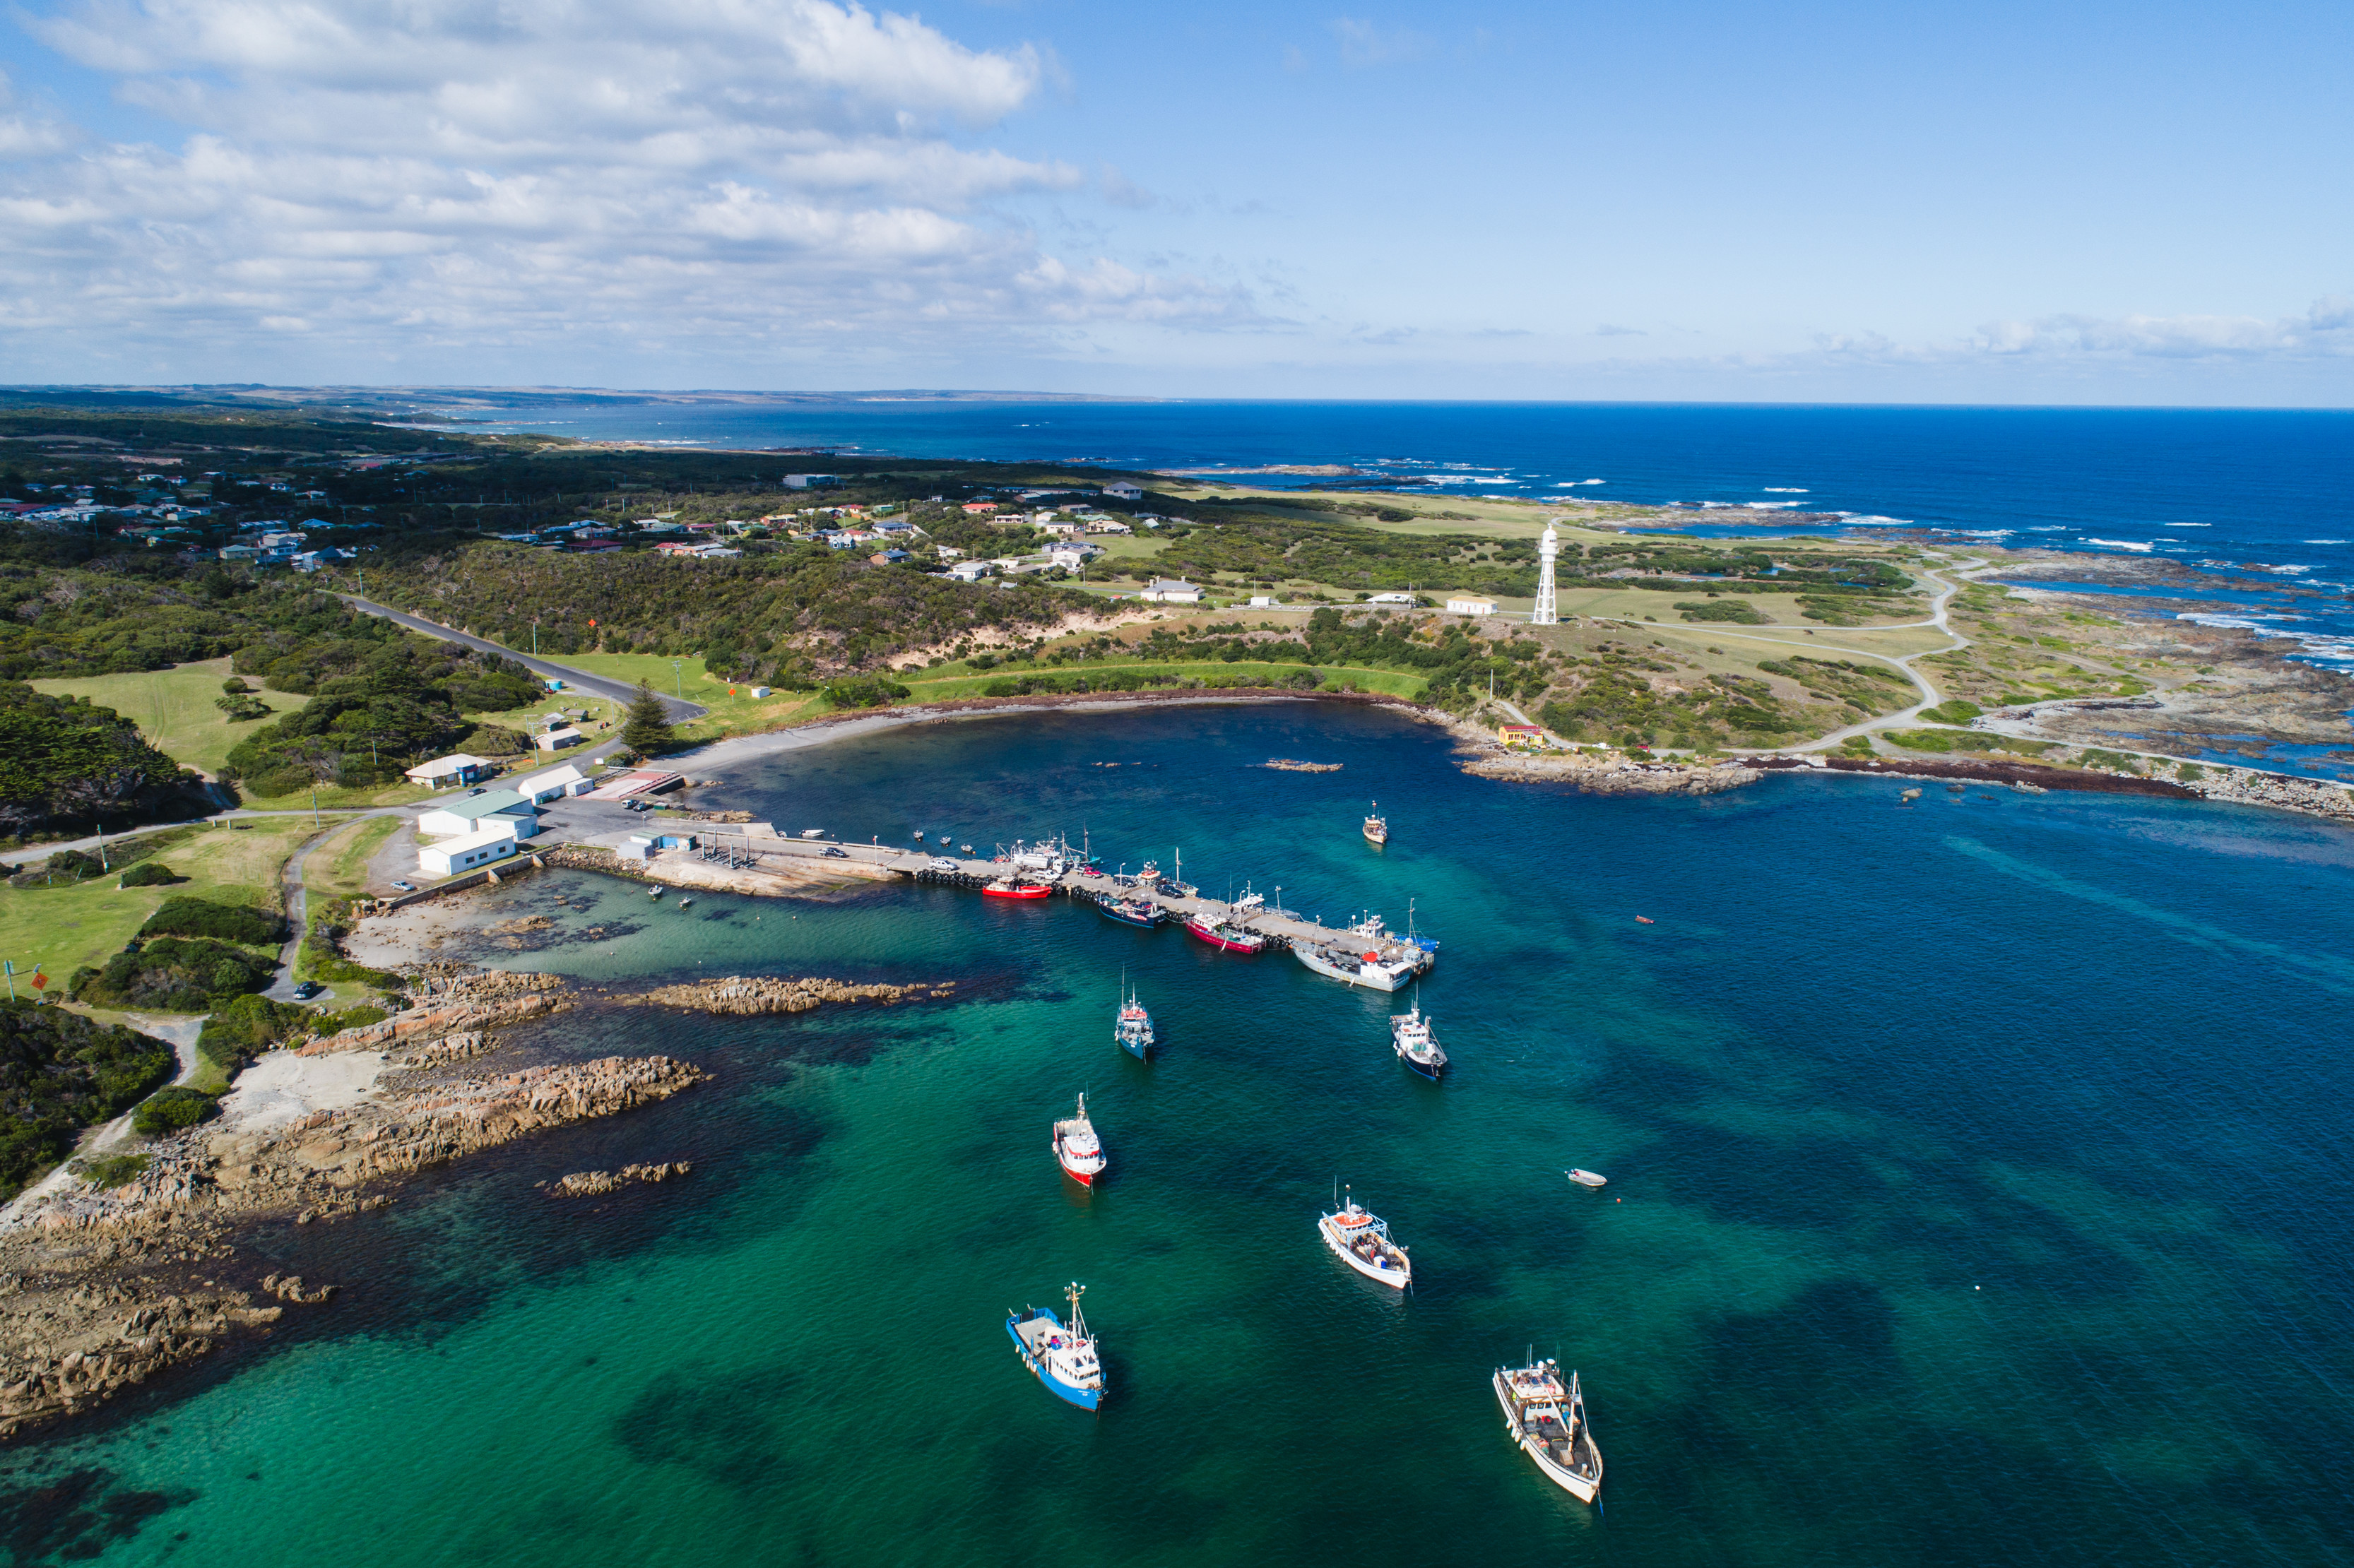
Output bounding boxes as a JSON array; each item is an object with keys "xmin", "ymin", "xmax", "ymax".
[
  {"xmin": 7, "ymin": 703, "xmax": 2351, "ymax": 1566},
  {"xmin": 464, "ymin": 400, "xmax": 2354, "ymax": 670}
]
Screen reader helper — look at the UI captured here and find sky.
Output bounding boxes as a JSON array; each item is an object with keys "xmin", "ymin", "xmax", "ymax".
[{"xmin": 1, "ymin": 0, "xmax": 2349, "ymax": 403}]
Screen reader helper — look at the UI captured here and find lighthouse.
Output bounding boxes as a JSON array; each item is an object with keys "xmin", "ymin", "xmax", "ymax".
[{"xmin": 1532, "ymin": 521, "xmax": 1561, "ymax": 626}]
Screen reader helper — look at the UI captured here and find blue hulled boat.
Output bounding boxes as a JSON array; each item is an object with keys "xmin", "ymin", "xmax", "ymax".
[
  {"xmin": 1097, "ymin": 895, "xmax": 1166, "ymax": 929},
  {"xmin": 1008, "ymin": 1283, "xmax": 1105, "ymax": 1412}
]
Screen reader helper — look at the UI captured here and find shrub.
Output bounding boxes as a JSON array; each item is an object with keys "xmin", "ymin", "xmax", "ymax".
[
  {"xmin": 117, "ymin": 861, "xmax": 184, "ymax": 888},
  {"xmin": 0, "ymin": 1001, "xmax": 175, "ymax": 1198},
  {"xmin": 1674, "ymin": 600, "xmax": 1768, "ymax": 624},
  {"xmin": 1917, "ymin": 700, "xmax": 1983, "ymax": 726},
  {"xmin": 214, "ymin": 693, "xmax": 272, "ymax": 720},
  {"xmin": 820, "ymin": 675, "xmax": 911, "ymax": 708},
  {"xmin": 133, "ymin": 1086, "xmax": 221, "ymax": 1139},
  {"xmin": 196, "ymin": 993, "xmax": 316, "ymax": 1070},
  {"xmin": 71, "ymin": 937, "xmax": 278, "ymax": 1011},
  {"xmin": 138, "ymin": 897, "xmax": 288, "ymax": 945},
  {"xmin": 465, "ymin": 723, "xmax": 531, "ymax": 756},
  {"xmin": 222, "ymin": 677, "xmax": 253, "ymax": 695}
]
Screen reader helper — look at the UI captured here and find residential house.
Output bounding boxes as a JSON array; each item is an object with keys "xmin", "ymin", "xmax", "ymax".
[
  {"xmin": 1446, "ymin": 597, "xmax": 1498, "ymax": 615},
  {"xmin": 404, "ymin": 753, "xmax": 496, "ymax": 789},
  {"xmin": 1099, "ymin": 481, "xmax": 1145, "ymax": 501}
]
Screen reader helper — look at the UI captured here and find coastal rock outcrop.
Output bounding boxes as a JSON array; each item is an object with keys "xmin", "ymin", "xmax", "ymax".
[
  {"xmin": 300, "ymin": 969, "xmax": 569, "ymax": 1057},
  {"xmin": 548, "ymin": 1162, "xmax": 692, "ymax": 1197},
  {"xmin": 616, "ymin": 975, "xmax": 955, "ymax": 1015}
]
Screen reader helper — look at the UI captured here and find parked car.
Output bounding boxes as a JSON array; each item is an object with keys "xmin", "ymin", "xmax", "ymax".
[
  {"xmin": 390, "ymin": 879, "xmax": 415, "ymax": 891},
  {"xmin": 291, "ymin": 980, "xmax": 323, "ymax": 1000},
  {"xmin": 822, "ymin": 846, "xmax": 848, "ymax": 859}
]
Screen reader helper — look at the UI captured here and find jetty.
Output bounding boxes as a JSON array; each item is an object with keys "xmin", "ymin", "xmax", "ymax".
[{"xmin": 659, "ymin": 829, "xmax": 1436, "ymax": 968}]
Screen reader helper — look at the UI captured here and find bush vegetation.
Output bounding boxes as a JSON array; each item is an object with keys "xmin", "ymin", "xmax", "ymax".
[
  {"xmin": 0, "ymin": 999, "xmax": 176, "ymax": 1198},
  {"xmin": 138, "ymin": 896, "xmax": 288, "ymax": 945},
  {"xmin": 116, "ymin": 861, "xmax": 184, "ymax": 888},
  {"xmin": 133, "ymin": 1086, "xmax": 220, "ymax": 1138},
  {"xmin": 70, "ymin": 937, "xmax": 278, "ymax": 1011},
  {"xmin": 0, "ymin": 682, "xmax": 201, "ymax": 838}
]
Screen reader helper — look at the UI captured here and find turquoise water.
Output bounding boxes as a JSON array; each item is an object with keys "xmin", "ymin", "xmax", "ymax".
[{"xmin": 7, "ymin": 703, "xmax": 2354, "ymax": 1565}]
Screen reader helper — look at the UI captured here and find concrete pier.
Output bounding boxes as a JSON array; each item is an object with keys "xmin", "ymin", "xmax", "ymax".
[{"xmin": 673, "ymin": 829, "xmax": 1436, "ymax": 971}]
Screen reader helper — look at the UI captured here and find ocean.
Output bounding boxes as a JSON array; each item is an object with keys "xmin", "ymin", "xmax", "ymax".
[
  {"xmin": 8, "ymin": 703, "xmax": 2352, "ymax": 1566},
  {"xmin": 461, "ymin": 399, "xmax": 2354, "ymax": 671}
]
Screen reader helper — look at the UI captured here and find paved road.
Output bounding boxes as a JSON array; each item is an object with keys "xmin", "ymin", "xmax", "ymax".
[{"xmin": 337, "ymin": 593, "xmax": 707, "ymax": 722}]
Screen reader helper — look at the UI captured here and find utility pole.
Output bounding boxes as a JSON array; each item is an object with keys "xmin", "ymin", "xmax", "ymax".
[{"xmin": 311, "ymin": 786, "xmax": 319, "ymax": 827}]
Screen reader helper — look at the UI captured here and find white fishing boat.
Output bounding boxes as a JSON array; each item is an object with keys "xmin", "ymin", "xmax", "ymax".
[
  {"xmin": 1390, "ymin": 997, "xmax": 1448, "ymax": 1079},
  {"xmin": 1053, "ymin": 1092, "xmax": 1106, "ymax": 1186},
  {"xmin": 1295, "ymin": 912, "xmax": 1432, "ymax": 992},
  {"xmin": 1494, "ymin": 1357, "xmax": 1602, "ymax": 1503},
  {"xmin": 1565, "ymin": 1168, "xmax": 1607, "ymax": 1189},
  {"xmin": 1318, "ymin": 1185, "xmax": 1411, "ymax": 1288}
]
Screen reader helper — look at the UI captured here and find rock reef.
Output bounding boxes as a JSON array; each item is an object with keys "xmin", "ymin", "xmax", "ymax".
[
  {"xmin": 615, "ymin": 975, "xmax": 955, "ymax": 1015},
  {"xmin": 547, "ymin": 1162, "xmax": 692, "ymax": 1197}
]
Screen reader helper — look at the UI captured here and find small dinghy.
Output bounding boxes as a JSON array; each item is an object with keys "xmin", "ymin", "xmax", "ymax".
[
  {"xmin": 647, "ymin": 885, "xmax": 663, "ymax": 898},
  {"xmin": 1565, "ymin": 1169, "xmax": 1607, "ymax": 1189},
  {"xmin": 677, "ymin": 897, "xmax": 693, "ymax": 910}
]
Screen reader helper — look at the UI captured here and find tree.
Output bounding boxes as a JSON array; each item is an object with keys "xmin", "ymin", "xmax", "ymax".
[{"xmin": 622, "ymin": 679, "xmax": 675, "ymax": 754}]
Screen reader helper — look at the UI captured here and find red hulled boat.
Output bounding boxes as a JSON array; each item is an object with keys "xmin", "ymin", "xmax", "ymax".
[
  {"xmin": 983, "ymin": 880, "xmax": 1053, "ymax": 899},
  {"xmin": 1184, "ymin": 915, "xmax": 1267, "ymax": 953}
]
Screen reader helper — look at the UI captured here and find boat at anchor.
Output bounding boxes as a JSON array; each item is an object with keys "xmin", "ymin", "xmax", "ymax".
[
  {"xmin": 1053, "ymin": 1092, "xmax": 1106, "ymax": 1185},
  {"xmin": 1318, "ymin": 1186, "xmax": 1412, "ymax": 1288},
  {"xmin": 1363, "ymin": 802, "xmax": 1388, "ymax": 845},
  {"xmin": 1007, "ymin": 1283, "xmax": 1104, "ymax": 1412},
  {"xmin": 1390, "ymin": 999, "xmax": 1448, "ymax": 1079},
  {"xmin": 1114, "ymin": 987, "xmax": 1155, "ymax": 1059},
  {"xmin": 1494, "ymin": 1358, "xmax": 1602, "ymax": 1503}
]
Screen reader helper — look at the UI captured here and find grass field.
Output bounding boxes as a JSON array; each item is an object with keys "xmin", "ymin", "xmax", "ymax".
[
  {"xmin": 0, "ymin": 816, "xmax": 330, "ymax": 994},
  {"xmin": 29, "ymin": 657, "xmax": 314, "ymax": 779},
  {"xmin": 307, "ymin": 815, "xmax": 403, "ymax": 901},
  {"xmin": 553, "ymin": 653, "xmax": 824, "ymax": 738}
]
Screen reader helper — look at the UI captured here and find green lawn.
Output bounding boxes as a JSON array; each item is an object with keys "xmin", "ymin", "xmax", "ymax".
[
  {"xmin": 556, "ymin": 653, "xmax": 826, "ymax": 738},
  {"xmin": 29, "ymin": 657, "xmax": 314, "ymax": 779},
  {"xmin": 900, "ymin": 658, "xmax": 1425, "ymax": 702},
  {"xmin": 0, "ymin": 816, "xmax": 328, "ymax": 994},
  {"xmin": 309, "ymin": 815, "xmax": 403, "ymax": 901}
]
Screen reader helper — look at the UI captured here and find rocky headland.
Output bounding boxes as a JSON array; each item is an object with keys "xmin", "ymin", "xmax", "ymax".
[
  {"xmin": 615, "ymin": 975, "xmax": 956, "ymax": 1015},
  {"xmin": 0, "ymin": 968, "xmax": 706, "ymax": 1442}
]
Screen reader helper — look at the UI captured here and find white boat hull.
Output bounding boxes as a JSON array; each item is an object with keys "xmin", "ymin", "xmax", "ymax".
[
  {"xmin": 1294, "ymin": 943, "xmax": 1421, "ymax": 992},
  {"xmin": 1493, "ymin": 1373, "xmax": 1602, "ymax": 1504},
  {"xmin": 1318, "ymin": 1216, "xmax": 1410, "ymax": 1288}
]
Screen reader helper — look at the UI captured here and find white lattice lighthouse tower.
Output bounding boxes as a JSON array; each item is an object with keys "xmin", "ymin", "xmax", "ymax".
[{"xmin": 1532, "ymin": 521, "xmax": 1561, "ymax": 625}]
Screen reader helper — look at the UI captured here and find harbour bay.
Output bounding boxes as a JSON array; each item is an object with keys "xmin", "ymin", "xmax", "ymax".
[{"xmin": 5, "ymin": 702, "xmax": 2350, "ymax": 1566}]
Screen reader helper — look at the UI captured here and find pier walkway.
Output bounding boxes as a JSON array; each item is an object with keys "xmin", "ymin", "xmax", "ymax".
[{"xmin": 670, "ymin": 830, "xmax": 1433, "ymax": 969}]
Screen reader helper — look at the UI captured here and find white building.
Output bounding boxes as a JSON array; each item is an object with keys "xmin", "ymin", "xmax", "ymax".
[
  {"xmin": 1446, "ymin": 597, "xmax": 1498, "ymax": 615},
  {"xmin": 1100, "ymin": 481, "xmax": 1144, "ymax": 500},
  {"xmin": 415, "ymin": 789, "xmax": 538, "ymax": 840},
  {"xmin": 949, "ymin": 559, "xmax": 995, "ymax": 581},
  {"xmin": 417, "ymin": 826, "xmax": 518, "ymax": 879},
  {"xmin": 1248, "ymin": 594, "xmax": 1286, "ymax": 608},
  {"xmin": 1142, "ymin": 578, "xmax": 1204, "ymax": 604},
  {"xmin": 1368, "ymin": 591, "xmax": 1416, "ymax": 606},
  {"xmin": 534, "ymin": 724, "xmax": 586, "ymax": 752},
  {"xmin": 509, "ymin": 763, "xmax": 593, "ymax": 803}
]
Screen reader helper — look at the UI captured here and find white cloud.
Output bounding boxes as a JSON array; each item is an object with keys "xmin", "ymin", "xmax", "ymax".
[
  {"xmin": 0, "ymin": 0, "xmax": 1251, "ymax": 374},
  {"xmin": 1970, "ymin": 299, "xmax": 2354, "ymax": 360},
  {"xmin": 1328, "ymin": 18, "xmax": 1433, "ymax": 69}
]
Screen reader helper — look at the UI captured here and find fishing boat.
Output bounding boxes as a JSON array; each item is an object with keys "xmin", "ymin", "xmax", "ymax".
[
  {"xmin": 958, "ymin": 843, "xmax": 975, "ymax": 854},
  {"xmin": 983, "ymin": 879, "xmax": 1053, "ymax": 900},
  {"xmin": 1296, "ymin": 912, "xmax": 1431, "ymax": 992},
  {"xmin": 1113, "ymin": 987, "xmax": 1154, "ymax": 1059},
  {"xmin": 1493, "ymin": 1358, "xmax": 1602, "ymax": 1503},
  {"xmin": 936, "ymin": 833, "xmax": 951, "ymax": 844},
  {"xmin": 912, "ymin": 829, "xmax": 926, "ymax": 841},
  {"xmin": 1363, "ymin": 802, "xmax": 1389, "ymax": 845},
  {"xmin": 1097, "ymin": 895, "xmax": 1166, "ymax": 929},
  {"xmin": 1390, "ymin": 999, "xmax": 1448, "ymax": 1079},
  {"xmin": 1184, "ymin": 913, "xmax": 1267, "ymax": 953},
  {"xmin": 1566, "ymin": 1169, "xmax": 1607, "ymax": 1188},
  {"xmin": 1008, "ymin": 1283, "xmax": 1105, "ymax": 1412},
  {"xmin": 1318, "ymin": 1185, "xmax": 1411, "ymax": 1288},
  {"xmin": 1053, "ymin": 1093, "xmax": 1106, "ymax": 1185}
]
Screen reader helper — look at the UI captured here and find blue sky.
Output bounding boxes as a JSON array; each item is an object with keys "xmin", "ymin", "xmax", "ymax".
[{"xmin": 1, "ymin": 0, "xmax": 2348, "ymax": 402}]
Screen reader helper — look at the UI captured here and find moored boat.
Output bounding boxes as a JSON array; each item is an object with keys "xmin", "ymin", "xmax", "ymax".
[
  {"xmin": 1494, "ymin": 1358, "xmax": 1602, "ymax": 1503},
  {"xmin": 983, "ymin": 879, "xmax": 1052, "ymax": 899},
  {"xmin": 1363, "ymin": 801, "xmax": 1388, "ymax": 845},
  {"xmin": 1565, "ymin": 1168, "xmax": 1607, "ymax": 1188},
  {"xmin": 1319, "ymin": 1187, "xmax": 1411, "ymax": 1288},
  {"xmin": 1007, "ymin": 1283, "xmax": 1104, "ymax": 1412},
  {"xmin": 1053, "ymin": 1092, "xmax": 1106, "ymax": 1185},
  {"xmin": 1296, "ymin": 913, "xmax": 1429, "ymax": 992},
  {"xmin": 1390, "ymin": 1000, "xmax": 1448, "ymax": 1079},
  {"xmin": 1114, "ymin": 987, "xmax": 1155, "ymax": 1059},
  {"xmin": 1184, "ymin": 914, "xmax": 1267, "ymax": 953},
  {"xmin": 1097, "ymin": 895, "xmax": 1166, "ymax": 929}
]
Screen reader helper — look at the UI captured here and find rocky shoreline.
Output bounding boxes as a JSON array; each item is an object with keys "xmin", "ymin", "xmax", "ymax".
[
  {"xmin": 0, "ymin": 968, "xmax": 704, "ymax": 1443},
  {"xmin": 615, "ymin": 975, "xmax": 957, "ymax": 1015}
]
